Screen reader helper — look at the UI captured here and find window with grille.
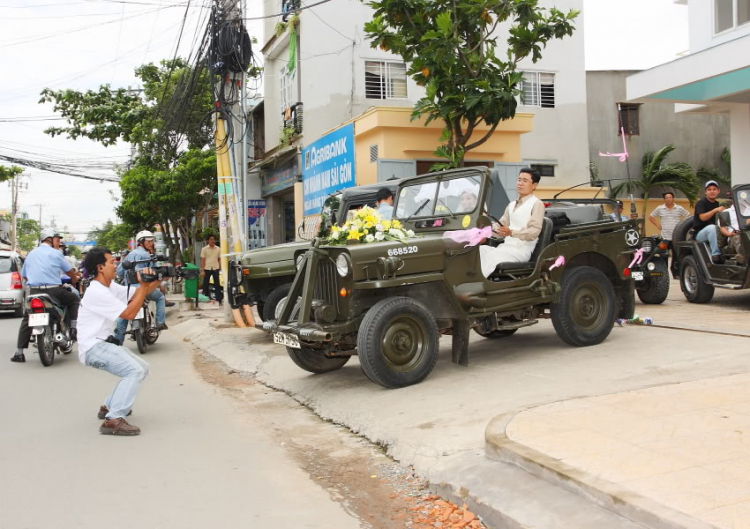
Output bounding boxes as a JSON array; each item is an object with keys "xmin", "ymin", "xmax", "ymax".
[
  {"xmin": 714, "ymin": 0, "xmax": 750, "ymax": 33},
  {"xmin": 365, "ymin": 61, "xmax": 407, "ymax": 100},
  {"xmin": 280, "ymin": 66, "xmax": 294, "ymax": 115},
  {"xmin": 618, "ymin": 104, "xmax": 640, "ymax": 136},
  {"xmin": 530, "ymin": 164, "xmax": 555, "ymax": 178},
  {"xmin": 521, "ymin": 72, "xmax": 556, "ymax": 108}
]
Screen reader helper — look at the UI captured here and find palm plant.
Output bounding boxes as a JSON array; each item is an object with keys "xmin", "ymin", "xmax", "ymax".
[{"xmin": 610, "ymin": 145, "xmax": 700, "ymax": 219}]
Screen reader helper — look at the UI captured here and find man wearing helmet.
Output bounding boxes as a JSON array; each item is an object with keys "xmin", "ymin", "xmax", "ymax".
[
  {"xmin": 11, "ymin": 228, "xmax": 81, "ymax": 363},
  {"xmin": 113, "ymin": 230, "xmax": 167, "ymax": 345}
]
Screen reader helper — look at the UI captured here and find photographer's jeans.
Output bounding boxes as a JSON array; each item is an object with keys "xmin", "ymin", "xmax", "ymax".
[
  {"xmin": 84, "ymin": 340, "xmax": 149, "ymax": 420},
  {"xmin": 114, "ymin": 289, "xmax": 166, "ymax": 344}
]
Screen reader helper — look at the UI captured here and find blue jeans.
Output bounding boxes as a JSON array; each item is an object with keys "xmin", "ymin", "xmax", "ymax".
[
  {"xmin": 696, "ymin": 225, "xmax": 720, "ymax": 256},
  {"xmin": 84, "ymin": 340, "xmax": 150, "ymax": 420},
  {"xmin": 114, "ymin": 289, "xmax": 166, "ymax": 344}
]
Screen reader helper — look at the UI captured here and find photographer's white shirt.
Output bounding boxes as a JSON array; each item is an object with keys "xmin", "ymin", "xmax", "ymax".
[{"xmin": 77, "ymin": 281, "xmax": 132, "ymax": 363}]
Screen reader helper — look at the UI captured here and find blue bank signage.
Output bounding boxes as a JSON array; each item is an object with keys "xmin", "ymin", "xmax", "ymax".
[{"xmin": 302, "ymin": 123, "xmax": 356, "ymax": 216}]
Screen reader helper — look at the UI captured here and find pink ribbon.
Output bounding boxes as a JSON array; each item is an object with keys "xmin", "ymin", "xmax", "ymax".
[
  {"xmin": 599, "ymin": 126, "xmax": 629, "ymax": 162},
  {"xmin": 548, "ymin": 255, "xmax": 565, "ymax": 270},
  {"xmin": 443, "ymin": 226, "xmax": 493, "ymax": 247},
  {"xmin": 629, "ymin": 248, "xmax": 644, "ymax": 268}
]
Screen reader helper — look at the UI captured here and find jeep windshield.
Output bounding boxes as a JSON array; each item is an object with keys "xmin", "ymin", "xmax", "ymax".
[{"xmin": 395, "ymin": 174, "xmax": 481, "ymax": 220}]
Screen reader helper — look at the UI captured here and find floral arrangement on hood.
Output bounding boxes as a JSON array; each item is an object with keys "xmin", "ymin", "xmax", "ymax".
[{"xmin": 326, "ymin": 205, "xmax": 415, "ymax": 245}]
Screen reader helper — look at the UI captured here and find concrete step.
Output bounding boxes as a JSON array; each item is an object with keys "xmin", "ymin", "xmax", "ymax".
[
  {"xmin": 484, "ymin": 414, "xmax": 717, "ymax": 529},
  {"xmin": 430, "ymin": 451, "xmax": 648, "ymax": 529}
]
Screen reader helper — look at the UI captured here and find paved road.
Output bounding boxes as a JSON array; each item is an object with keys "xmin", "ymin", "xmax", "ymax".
[{"xmin": 0, "ymin": 312, "xmax": 360, "ymax": 529}]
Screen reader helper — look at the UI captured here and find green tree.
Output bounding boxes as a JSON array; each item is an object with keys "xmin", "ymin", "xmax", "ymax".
[
  {"xmin": 68, "ymin": 246, "xmax": 82, "ymax": 259},
  {"xmin": 88, "ymin": 220, "xmax": 133, "ymax": 251},
  {"xmin": 363, "ymin": 0, "xmax": 578, "ymax": 168},
  {"xmin": 0, "ymin": 165, "xmax": 24, "ymax": 184},
  {"xmin": 611, "ymin": 145, "xmax": 701, "ymax": 219}
]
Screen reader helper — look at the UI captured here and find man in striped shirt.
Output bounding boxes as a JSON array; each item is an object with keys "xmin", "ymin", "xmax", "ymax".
[{"xmin": 649, "ymin": 192, "xmax": 691, "ymax": 245}]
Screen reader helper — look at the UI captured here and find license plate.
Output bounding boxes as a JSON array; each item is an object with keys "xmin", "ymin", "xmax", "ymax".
[
  {"xmin": 135, "ymin": 308, "xmax": 145, "ymax": 319},
  {"xmin": 29, "ymin": 313, "xmax": 49, "ymax": 326},
  {"xmin": 273, "ymin": 332, "xmax": 300, "ymax": 349},
  {"xmin": 1, "ymin": 299, "xmax": 13, "ymax": 305},
  {"xmin": 631, "ymin": 271, "xmax": 644, "ymax": 281}
]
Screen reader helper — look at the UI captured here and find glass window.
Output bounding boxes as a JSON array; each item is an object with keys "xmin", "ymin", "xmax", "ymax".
[
  {"xmin": 279, "ymin": 65, "xmax": 293, "ymax": 114},
  {"xmin": 739, "ymin": 0, "xmax": 750, "ymax": 25},
  {"xmin": 521, "ymin": 72, "xmax": 555, "ymax": 108},
  {"xmin": 365, "ymin": 61, "xmax": 407, "ymax": 100},
  {"xmin": 0, "ymin": 257, "xmax": 12, "ymax": 274},
  {"xmin": 618, "ymin": 103, "xmax": 640, "ymax": 135},
  {"xmin": 395, "ymin": 176, "xmax": 481, "ymax": 218},
  {"xmin": 716, "ymin": 0, "xmax": 734, "ymax": 32}
]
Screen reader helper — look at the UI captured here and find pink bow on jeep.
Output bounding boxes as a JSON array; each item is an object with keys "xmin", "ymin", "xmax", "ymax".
[{"xmin": 443, "ymin": 226, "xmax": 493, "ymax": 247}]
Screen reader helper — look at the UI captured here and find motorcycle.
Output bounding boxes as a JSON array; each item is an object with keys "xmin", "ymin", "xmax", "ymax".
[
  {"xmin": 124, "ymin": 298, "xmax": 160, "ymax": 354},
  {"xmin": 26, "ymin": 289, "xmax": 75, "ymax": 367}
]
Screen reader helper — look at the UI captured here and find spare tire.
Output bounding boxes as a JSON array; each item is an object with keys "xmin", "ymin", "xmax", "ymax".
[{"xmin": 672, "ymin": 217, "xmax": 694, "ymax": 243}]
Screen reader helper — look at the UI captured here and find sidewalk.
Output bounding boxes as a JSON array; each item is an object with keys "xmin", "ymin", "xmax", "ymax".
[{"xmin": 487, "ymin": 374, "xmax": 750, "ymax": 529}]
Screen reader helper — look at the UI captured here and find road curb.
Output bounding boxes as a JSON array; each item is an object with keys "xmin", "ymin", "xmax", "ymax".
[{"xmin": 485, "ymin": 412, "xmax": 717, "ymax": 529}]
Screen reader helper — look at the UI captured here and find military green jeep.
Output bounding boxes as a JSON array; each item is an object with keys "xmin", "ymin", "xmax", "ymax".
[
  {"xmin": 258, "ymin": 167, "xmax": 638, "ymax": 388},
  {"xmin": 233, "ymin": 181, "xmax": 401, "ymax": 321}
]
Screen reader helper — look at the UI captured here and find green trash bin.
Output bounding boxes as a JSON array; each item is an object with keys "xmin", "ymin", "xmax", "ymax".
[{"xmin": 182, "ymin": 262, "xmax": 200, "ymax": 300}]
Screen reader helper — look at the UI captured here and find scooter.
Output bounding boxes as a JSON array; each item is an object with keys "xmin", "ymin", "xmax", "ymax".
[
  {"xmin": 124, "ymin": 298, "xmax": 160, "ymax": 354},
  {"xmin": 26, "ymin": 289, "xmax": 74, "ymax": 367}
]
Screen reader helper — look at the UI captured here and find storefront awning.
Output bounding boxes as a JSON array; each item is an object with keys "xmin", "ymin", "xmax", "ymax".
[
  {"xmin": 250, "ymin": 145, "xmax": 298, "ymax": 171},
  {"xmin": 627, "ymin": 36, "xmax": 750, "ymax": 110}
]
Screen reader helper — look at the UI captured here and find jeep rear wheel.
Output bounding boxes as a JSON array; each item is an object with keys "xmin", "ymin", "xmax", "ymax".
[
  {"xmin": 680, "ymin": 255, "xmax": 714, "ymax": 303},
  {"xmin": 551, "ymin": 266, "xmax": 616, "ymax": 347},
  {"xmin": 357, "ymin": 297, "xmax": 439, "ymax": 389},
  {"xmin": 263, "ymin": 283, "xmax": 292, "ymax": 321},
  {"xmin": 636, "ymin": 257, "xmax": 670, "ymax": 304},
  {"xmin": 287, "ymin": 346, "xmax": 350, "ymax": 374}
]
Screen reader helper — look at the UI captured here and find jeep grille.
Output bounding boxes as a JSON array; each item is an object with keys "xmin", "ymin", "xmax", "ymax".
[{"xmin": 314, "ymin": 259, "xmax": 339, "ymax": 306}]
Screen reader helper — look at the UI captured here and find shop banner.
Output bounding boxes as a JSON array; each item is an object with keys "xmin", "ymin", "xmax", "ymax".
[
  {"xmin": 302, "ymin": 123, "xmax": 355, "ymax": 216},
  {"xmin": 262, "ymin": 161, "xmax": 298, "ymax": 196}
]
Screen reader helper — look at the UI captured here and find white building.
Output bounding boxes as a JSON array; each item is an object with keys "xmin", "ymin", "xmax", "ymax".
[
  {"xmin": 627, "ymin": 0, "xmax": 750, "ymax": 186},
  {"xmin": 255, "ymin": 0, "xmax": 588, "ymax": 243}
]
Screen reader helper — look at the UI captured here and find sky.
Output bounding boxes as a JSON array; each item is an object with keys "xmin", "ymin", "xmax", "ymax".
[{"xmin": 0, "ymin": 0, "xmax": 688, "ymax": 241}]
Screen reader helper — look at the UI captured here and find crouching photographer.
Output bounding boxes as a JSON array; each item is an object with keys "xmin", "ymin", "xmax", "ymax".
[{"xmin": 78, "ymin": 247, "xmax": 162, "ymax": 436}]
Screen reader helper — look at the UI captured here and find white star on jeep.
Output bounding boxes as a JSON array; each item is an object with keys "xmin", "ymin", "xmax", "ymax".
[{"xmin": 625, "ymin": 229, "xmax": 640, "ymax": 247}]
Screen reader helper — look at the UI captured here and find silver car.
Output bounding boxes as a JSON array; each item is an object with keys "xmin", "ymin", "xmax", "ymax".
[{"xmin": 0, "ymin": 250, "xmax": 25, "ymax": 317}]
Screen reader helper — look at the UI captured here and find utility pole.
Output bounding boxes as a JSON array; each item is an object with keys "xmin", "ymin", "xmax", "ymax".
[
  {"xmin": 29, "ymin": 203, "xmax": 44, "ymax": 228},
  {"xmin": 9, "ymin": 175, "xmax": 28, "ymax": 252}
]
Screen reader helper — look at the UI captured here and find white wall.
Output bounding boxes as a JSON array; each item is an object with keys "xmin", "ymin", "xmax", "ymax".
[
  {"xmin": 517, "ymin": 0, "xmax": 589, "ymax": 186},
  {"xmin": 688, "ymin": 0, "xmax": 750, "ymax": 53}
]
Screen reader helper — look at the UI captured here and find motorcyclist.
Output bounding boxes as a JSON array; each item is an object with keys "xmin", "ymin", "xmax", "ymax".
[
  {"xmin": 113, "ymin": 230, "xmax": 168, "ymax": 345},
  {"xmin": 11, "ymin": 228, "xmax": 81, "ymax": 363}
]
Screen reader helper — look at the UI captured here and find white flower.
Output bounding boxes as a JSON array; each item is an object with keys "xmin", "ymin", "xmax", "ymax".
[
  {"xmin": 375, "ymin": 232, "xmax": 385, "ymax": 241},
  {"xmin": 365, "ymin": 234, "xmax": 375, "ymax": 243},
  {"xmin": 406, "ymin": 229, "xmax": 415, "ymax": 237},
  {"xmin": 389, "ymin": 229, "xmax": 405, "ymax": 239},
  {"xmin": 375, "ymin": 223, "xmax": 384, "ymax": 231}
]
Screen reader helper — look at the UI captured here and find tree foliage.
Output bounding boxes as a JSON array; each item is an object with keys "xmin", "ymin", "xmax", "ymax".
[
  {"xmin": 1, "ymin": 215, "xmax": 40, "ymax": 252},
  {"xmin": 0, "ymin": 165, "xmax": 24, "ymax": 184},
  {"xmin": 611, "ymin": 145, "xmax": 700, "ymax": 218},
  {"xmin": 88, "ymin": 220, "xmax": 134, "ymax": 252},
  {"xmin": 363, "ymin": 0, "xmax": 578, "ymax": 168}
]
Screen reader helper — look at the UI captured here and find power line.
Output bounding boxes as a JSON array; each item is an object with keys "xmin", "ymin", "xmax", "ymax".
[{"xmin": 242, "ymin": 0, "xmax": 332, "ymax": 20}]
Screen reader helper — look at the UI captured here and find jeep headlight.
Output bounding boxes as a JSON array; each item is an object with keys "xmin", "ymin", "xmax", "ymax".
[
  {"xmin": 641, "ymin": 239, "xmax": 654, "ymax": 253},
  {"xmin": 336, "ymin": 254, "xmax": 350, "ymax": 277},
  {"xmin": 296, "ymin": 254, "xmax": 305, "ymax": 270}
]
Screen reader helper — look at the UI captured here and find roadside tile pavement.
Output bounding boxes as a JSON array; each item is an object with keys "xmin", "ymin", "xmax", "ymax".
[{"xmin": 504, "ymin": 372, "xmax": 750, "ymax": 529}]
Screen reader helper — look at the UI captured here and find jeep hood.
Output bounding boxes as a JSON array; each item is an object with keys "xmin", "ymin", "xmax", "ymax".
[{"xmin": 240, "ymin": 241, "xmax": 309, "ymax": 266}]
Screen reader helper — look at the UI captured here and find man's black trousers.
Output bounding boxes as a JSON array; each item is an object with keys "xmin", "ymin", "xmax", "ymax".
[
  {"xmin": 17, "ymin": 287, "xmax": 80, "ymax": 349},
  {"xmin": 202, "ymin": 269, "xmax": 221, "ymax": 300}
]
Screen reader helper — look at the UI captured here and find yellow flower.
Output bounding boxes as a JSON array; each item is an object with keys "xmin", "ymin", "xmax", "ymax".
[
  {"xmin": 364, "ymin": 222, "xmax": 374, "ymax": 229},
  {"xmin": 381, "ymin": 220, "xmax": 392, "ymax": 230},
  {"xmin": 348, "ymin": 229, "xmax": 362, "ymax": 240},
  {"xmin": 365, "ymin": 215, "xmax": 377, "ymax": 225},
  {"xmin": 392, "ymin": 220, "xmax": 402, "ymax": 229}
]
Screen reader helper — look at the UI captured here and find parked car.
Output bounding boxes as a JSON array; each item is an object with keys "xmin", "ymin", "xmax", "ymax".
[
  {"xmin": 259, "ymin": 167, "xmax": 638, "ymax": 388},
  {"xmin": 0, "ymin": 250, "xmax": 26, "ymax": 317},
  {"xmin": 673, "ymin": 184, "xmax": 750, "ymax": 303}
]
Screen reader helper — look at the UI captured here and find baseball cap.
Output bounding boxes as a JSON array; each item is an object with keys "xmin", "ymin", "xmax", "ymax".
[{"xmin": 705, "ymin": 180, "xmax": 719, "ymax": 189}]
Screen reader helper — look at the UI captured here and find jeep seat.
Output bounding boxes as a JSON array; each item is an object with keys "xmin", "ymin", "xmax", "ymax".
[{"xmin": 489, "ymin": 217, "xmax": 553, "ymax": 279}]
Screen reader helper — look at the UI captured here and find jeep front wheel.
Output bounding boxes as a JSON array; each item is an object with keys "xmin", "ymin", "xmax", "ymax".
[
  {"xmin": 287, "ymin": 346, "xmax": 350, "ymax": 374},
  {"xmin": 357, "ymin": 297, "xmax": 439, "ymax": 389},
  {"xmin": 680, "ymin": 255, "xmax": 714, "ymax": 303},
  {"xmin": 263, "ymin": 283, "xmax": 292, "ymax": 321},
  {"xmin": 636, "ymin": 257, "xmax": 670, "ymax": 304},
  {"xmin": 551, "ymin": 266, "xmax": 616, "ymax": 347}
]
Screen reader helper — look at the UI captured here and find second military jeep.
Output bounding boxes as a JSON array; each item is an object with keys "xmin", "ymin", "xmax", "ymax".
[{"xmin": 259, "ymin": 167, "xmax": 639, "ymax": 388}]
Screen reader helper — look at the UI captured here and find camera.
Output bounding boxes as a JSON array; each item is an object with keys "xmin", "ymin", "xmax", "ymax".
[{"xmin": 122, "ymin": 255, "xmax": 199, "ymax": 283}]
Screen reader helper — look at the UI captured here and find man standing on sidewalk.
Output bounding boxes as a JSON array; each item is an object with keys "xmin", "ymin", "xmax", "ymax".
[
  {"xmin": 649, "ymin": 191, "xmax": 691, "ymax": 265},
  {"xmin": 78, "ymin": 248, "xmax": 162, "ymax": 436},
  {"xmin": 200, "ymin": 235, "xmax": 221, "ymax": 301}
]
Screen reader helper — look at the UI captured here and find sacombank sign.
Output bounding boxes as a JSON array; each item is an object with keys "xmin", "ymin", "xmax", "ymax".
[{"xmin": 302, "ymin": 123, "xmax": 355, "ymax": 216}]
